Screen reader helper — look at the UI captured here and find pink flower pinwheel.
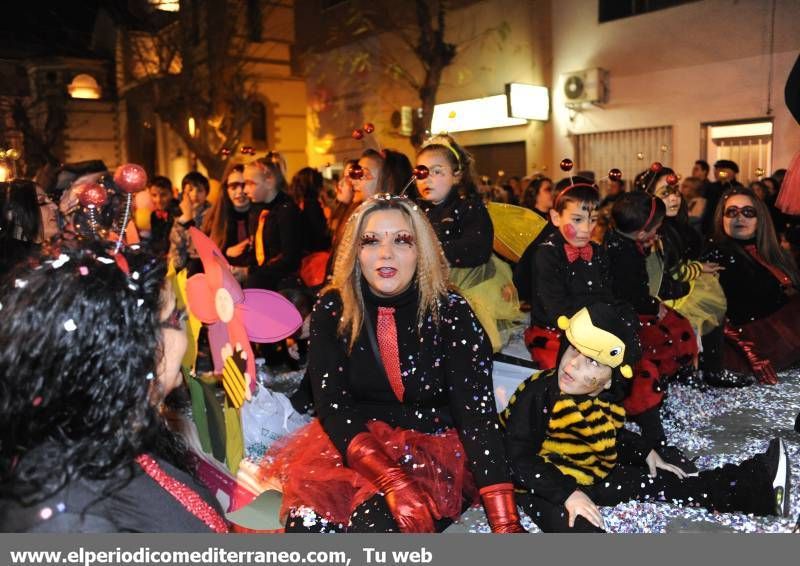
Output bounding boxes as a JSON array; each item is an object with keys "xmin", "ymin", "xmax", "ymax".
[{"xmin": 185, "ymin": 227, "xmax": 302, "ymax": 391}]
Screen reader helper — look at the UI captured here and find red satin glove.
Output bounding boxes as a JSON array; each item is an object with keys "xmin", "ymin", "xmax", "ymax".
[
  {"xmin": 479, "ymin": 483, "xmax": 527, "ymax": 533},
  {"xmin": 723, "ymin": 324, "xmax": 778, "ymax": 385},
  {"xmin": 346, "ymin": 432, "xmax": 440, "ymax": 533}
]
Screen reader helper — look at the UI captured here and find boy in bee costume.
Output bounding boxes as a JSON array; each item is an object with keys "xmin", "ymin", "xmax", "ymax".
[{"xmin": 501, "ymin": 302, "xmax": 791, "ymax": 532}]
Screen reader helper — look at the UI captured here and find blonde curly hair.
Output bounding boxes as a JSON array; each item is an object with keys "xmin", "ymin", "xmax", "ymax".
[{"xmin": 323, "ymin": 195, "xmax": 451, "ymax": 350}]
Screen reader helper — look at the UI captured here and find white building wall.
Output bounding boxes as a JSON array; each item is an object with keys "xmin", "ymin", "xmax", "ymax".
[{"xmin": 550, "ymin": 0, "xmax": 800, "ymax": 179}]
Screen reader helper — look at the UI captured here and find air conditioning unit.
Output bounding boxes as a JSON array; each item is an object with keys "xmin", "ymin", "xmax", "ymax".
[{"xmin": 561, "ymin": 68, "xmax": 608, "ymax": 106}]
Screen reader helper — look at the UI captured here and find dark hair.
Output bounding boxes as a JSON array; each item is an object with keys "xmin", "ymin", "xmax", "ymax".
[
  {"xmin": 181, "ymin": 171, "xmax": 210, "ymax": 194},
  {"xmin": 552, "ymin": 176, "xmax": 600, "ymax": 214},
  {"xmin": 681, "ymin": 176, "xmax": 703, "ymax": 198},
  {"xmin": 694, "ymin": 160, "xmax": 710, "ymax": 174},
  {"xmin": 417, "ymin": 134, "xmax": 480, "ymax": 197},
  {"xmin": 522, "ymin": 177, "xmax": 553, "ymax": 210},
  {"xmin": 360, "ymin": 149, "xmax": 413, "ymax": 196},
  {"xmin": 712, "ymin": 187, "xmax": 800, "ymax": 286},
  {"xmin": 714, "ymin": 159, "xmax": 739, "ymax": 174},
  {"xmin": 203, "ymin": 163, "xmax": 247, "ymax": 250},
  {"xmin": 149, "ymin": 176, "xmax": 173, "ymax": 193},
  {"xmin": 289, "ymin": 167, "xmax": 323, "ymax": 204},
  {"xmin": 1, "ymin": 180, "xmax": 43, "ymax": 244},
  {"xmin": 0, "ymin": 241, "xmax": 170, "ymax": 505},
  {"xmin": 252, "ymin": 152, "xmax": 289, "ymax": 192},
  {"xmin": 748, "ymin": 180, "xmax": 767, "ymax": 199},
  {"xmin": 611, "ymin": 191, "xmax": 665, "ymax": 234}
]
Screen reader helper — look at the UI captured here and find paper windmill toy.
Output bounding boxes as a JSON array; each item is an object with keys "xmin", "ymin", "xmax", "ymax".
[{"xmin": 185, "ymin": 227, "xmax": 302, "ymax": 407}]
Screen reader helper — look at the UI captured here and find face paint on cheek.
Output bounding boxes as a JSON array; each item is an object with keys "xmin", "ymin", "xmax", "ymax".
[{"xmin": 563, "ymin": 224, "xmax": 577, "ymax": 239}]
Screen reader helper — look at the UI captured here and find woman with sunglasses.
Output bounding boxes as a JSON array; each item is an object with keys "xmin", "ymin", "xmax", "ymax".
[
  {"xmin": 259, "ymin": 195, "xmax": 526, "ymax": 533},
  {"xmin": 702, "ymin": 187, "xmax": 800, "ymax": 384},
  {"xmin": 649, "ymin": 169, "xmax": 729, "ymax": 387},
  {"xmin": 202, "ymin": 163, "xmax": 253, "ymax": 272},
  {"xmin": 415, "ymin": 134, "xmax": 520, "ymax": 352}
]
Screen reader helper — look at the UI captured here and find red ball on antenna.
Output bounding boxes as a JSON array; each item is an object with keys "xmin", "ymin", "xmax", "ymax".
[
  {"xmin": 560, "ymin": 158, "xmax": 574, "ymax": 172},
  {"xmin": 666, "ymin": 173, "xmax": 678, "ymax": 186},
  {"xmin": 351, "ymin": 128, "xmax": 364, "ymax": 140},
  {"xmin": 348, "ymin": 163, "xmax": 364, "ymax": 180},
  {"xmin": 220, "ymin": 148, "xmax": 231, "ymax": 157},
  {"xmin": 650, "ymin": 162, "xmax": 663, "ymax": 173},
  {"xmin": 113, "ymin": 163, "xmax": 148, "ymax": 194},
  {"xmin": 363, "ymin": 122, "xmax": 375, "ymax": 134},
  {"xmin": 241, "ymin": 146, "xmax": 255, "ymax": 155},
  {"xmin": 413, "ymin": 165, "xmax": 430, "ymax": 180},
  {"xmin": 77, "ymin": 183, "xmax": 108, "ymax": 208},
  {"xmin": 608, "ymin": 168, "xmax": 622, "ymax": 181}
]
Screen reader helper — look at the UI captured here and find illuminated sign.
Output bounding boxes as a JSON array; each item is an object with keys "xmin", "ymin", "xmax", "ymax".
[{"xmin": 506, "ymin": 83, "xmax": 549, "ymax": 121}]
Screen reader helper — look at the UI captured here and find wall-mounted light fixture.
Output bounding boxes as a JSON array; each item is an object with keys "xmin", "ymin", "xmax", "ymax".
[
  {"xmin": 506, "ymin": 83, "xmax": 549, "ymax": 121},
  {"xmin": 68, "ymin": 74, "xmax": 101, "ymax": 100},
  {"xmin": 149, "ymin": 0, "xmax": 180, "ymax": 12}
]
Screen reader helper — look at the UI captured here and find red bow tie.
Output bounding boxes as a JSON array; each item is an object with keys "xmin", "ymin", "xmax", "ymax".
[
  {"xmin": 155, "ymin": 210, "xmax": 169, "ymax": 221},
  {"xmin": 564, "ymin": 243, "xmax": 593, "ymax": 263}
]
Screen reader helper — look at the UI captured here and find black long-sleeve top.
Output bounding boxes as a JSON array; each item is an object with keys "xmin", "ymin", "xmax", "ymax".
[
  {"xmin": 0, "ymin": 452, "xmax": 221, "ymax": 532},
  {"xmin": 308, "ymin": 282, "xmax": 510, "ymax": 488},
  {"xmin": 701, "ymin": 238, "xmax": 790, "ymax": 325},
  {"xmin": 513, "ymin": 222, "xmax": 557, "ymax": 307},
  {"xmin": 501, "ymin": 370, "xmax": 648, "ymax": 505},
  {"xmin": 222, "ymin": 208, "xmax": 253, "ymax": 267},
  {"xmin": 299, "ymin": 197, "xmax": 331, "ymax": 253},
  {"xmin": 604, "ymin": 230, "xmax": 661, "ymax": 316},
  {"xmin": 247, "ymin": 191, "xmax": 302, "ymax": 275},
  {"xmin": 657, "ymin": 216, "xmax": 703, "ymax": 300},
  {"xmin": 418, "ymin": 191, "xmax": 493, "ymax": 268},
  {"xmin": 529, "ymin": 230, "xmax": 614, "ymax": 328}
]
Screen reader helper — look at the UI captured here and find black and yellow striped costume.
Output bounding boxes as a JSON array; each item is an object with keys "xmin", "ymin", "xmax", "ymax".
[
  {"xmin": 502, "ymin": 369, "xmax": 649, "ymax": 504},
  {"xmin": 538, "ymin": 393, "xmax": 625, "ymax": 486}
]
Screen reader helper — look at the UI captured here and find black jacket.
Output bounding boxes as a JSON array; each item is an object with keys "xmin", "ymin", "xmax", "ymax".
[
  {"xmin": 419, "ymin": 191, "xmax": 493, "ymax": 268},
  {"xmin": 529, "ymin": 230, "xmax": 614, "ymax": 328},
  {"xmin": 604, "ymin": 230, "xmax": 661, "ymax": 316},
  {"xmin": 0, "ymin": 454, "xmax": 222, "ymax": 532},
  {"xmin": 247, "ymin": 191, "xmax": 302, "ymax": 276},
  {"xmin": 702, "ymin": 238, "xmax": 790, "ymax": 324},
  {"xmin": 513, "ymin": 222, "xmax": 558, "ymax": 308}
]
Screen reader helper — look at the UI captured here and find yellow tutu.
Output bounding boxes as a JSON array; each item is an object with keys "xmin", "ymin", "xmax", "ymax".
[
  {"xmin": 663, "ymin": 273, "xmax": 727, "ymax": 336},
  {"xmin": 450, "ymin": 255, "xmax": 524, "ymax": 352}
]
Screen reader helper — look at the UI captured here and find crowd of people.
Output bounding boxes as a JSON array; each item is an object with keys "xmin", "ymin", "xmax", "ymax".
[{"xmin": 0, "ymin": 128, "xmax": 798, "ymax": 533}]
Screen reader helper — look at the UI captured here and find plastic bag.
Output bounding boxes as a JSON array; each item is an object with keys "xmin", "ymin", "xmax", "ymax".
[{"xmin": 240, "ymin": 383, "xmax": 310, "ymax": 460}]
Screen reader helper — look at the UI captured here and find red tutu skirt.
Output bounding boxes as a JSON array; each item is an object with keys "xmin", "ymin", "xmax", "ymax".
[
  {"xmin": 625, "ymin": 308, "xmax": 698, "ymax": 416},
  {"xmin": 524, "ymin": 325, "xmax": 561, "ymax": 370},
  {"xmin": 254, "ymin": 419, "xmax": 478, "ymax": 525},
  {"xmin": 724, "ymin": 294, "xmax": 800, "ymax": 373}
]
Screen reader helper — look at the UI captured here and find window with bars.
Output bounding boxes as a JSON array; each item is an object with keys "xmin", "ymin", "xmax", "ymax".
[
  {"xmin": 701, "ymin": 120, "xmax": 773, "ymax": 183},
  {"xmin": 573, "ymin": 126, "xmax": 673, "ymax": 193}
]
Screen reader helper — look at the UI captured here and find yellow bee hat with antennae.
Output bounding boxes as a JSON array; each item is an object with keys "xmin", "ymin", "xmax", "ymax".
[{"xmin": 557, "ymin": 303, "xmax": 641, "ymax": 379}]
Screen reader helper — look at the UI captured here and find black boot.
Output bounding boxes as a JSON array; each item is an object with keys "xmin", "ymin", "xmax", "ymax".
[{"xmin": 701, "ymin": 368, "xmax": 754, "ymax": 388}]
